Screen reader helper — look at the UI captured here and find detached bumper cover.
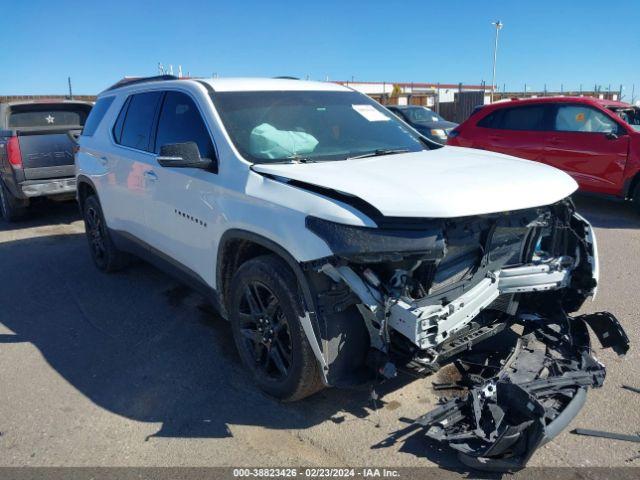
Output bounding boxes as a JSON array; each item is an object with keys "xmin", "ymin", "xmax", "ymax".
[
  {"xmin": 20, "ymin": 177, "xmax": 76, "ymax": 197},
  {"xmin": 414, "ymin": 311, "xmax": 629, "ymax": 472}
]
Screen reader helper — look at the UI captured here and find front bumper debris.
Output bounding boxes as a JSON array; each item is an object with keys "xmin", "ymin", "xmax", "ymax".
[{"xmin": 413, "ymin": 310, "xmax": 629, "ymax": 472}]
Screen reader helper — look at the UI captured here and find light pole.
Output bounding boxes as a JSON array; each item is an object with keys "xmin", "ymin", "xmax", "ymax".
[{"xmin": 491, "ymin": 20, "xmax": 503, "ymax": 103}]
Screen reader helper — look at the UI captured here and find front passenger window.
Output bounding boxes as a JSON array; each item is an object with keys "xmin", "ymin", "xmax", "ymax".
[
  {"xmin": 155, "ymin": 92, "xmax": 216, "ymax": 170},
  {"xmin": 554, "ymin": 105, "xmax": 618, "ymax": 133}
]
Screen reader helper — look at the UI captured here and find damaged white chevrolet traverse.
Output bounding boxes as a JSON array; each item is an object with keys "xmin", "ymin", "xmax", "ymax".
[{"xmin": 76, "ymin": 76, "xmax": 628, "ymax": 470}]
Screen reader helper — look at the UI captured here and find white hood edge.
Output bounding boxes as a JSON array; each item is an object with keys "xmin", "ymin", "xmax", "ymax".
[{"xmin": 252, "ymin": 146, "xmax": 578, "ymax": 219}]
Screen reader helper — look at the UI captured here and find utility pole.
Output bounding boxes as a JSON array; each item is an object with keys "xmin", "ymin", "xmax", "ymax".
[
  {"xmin": 490, "ymin": 20, "xmax": 503, "ymax": 103},
  {"xmin": 67, "ymin": 76, "xmax": 73, "ymax": 100}
]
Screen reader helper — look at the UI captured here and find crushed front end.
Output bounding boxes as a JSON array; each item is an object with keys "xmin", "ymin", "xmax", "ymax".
[{"xmin": 304, "ymin": 197, "xmax": 629, "ymax": 470}]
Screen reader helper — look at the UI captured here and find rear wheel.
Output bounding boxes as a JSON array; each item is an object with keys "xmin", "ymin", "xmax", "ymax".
[
  {"xmin": 0, "ymin": 180, "xmax": 28, "ymax": 222},
  {"xmin": 229, "ymin": 254, "xmax": 324, "ymax": 401},
  {"xmin": 83, "ymin": 195, "xmax": 130, "ymax": 272}
]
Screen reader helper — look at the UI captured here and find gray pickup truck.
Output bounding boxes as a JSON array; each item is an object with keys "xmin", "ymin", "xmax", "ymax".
[{"xmin": 0, "ymin": 100, "xmax": 93, "ymax": 221}]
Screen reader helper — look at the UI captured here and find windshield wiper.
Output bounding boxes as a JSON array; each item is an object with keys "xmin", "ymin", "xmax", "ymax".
[
  {"xmin": 261, "ymin": 156, "xmax": 317, "ymax": 164},
  {"xmin": 347, "ymin": 148, "xmax": 410, "ymax": 160}
]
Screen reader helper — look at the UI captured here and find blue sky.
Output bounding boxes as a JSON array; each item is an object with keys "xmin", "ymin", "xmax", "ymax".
[{"xmin": 2, "ymin": 0, "xmax": 639, "ymax": 99}]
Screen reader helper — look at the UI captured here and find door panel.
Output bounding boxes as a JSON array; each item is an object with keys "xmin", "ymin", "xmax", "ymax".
[
  {"xmin": 104, "ymin": 149, "xmax": 154, "ymax": 238},
  {"xmin": 143, "ymin": 90, "xmax": 220, "ymax": 284},
  {"xmin": 544, "ymin": 104, "xmax": 629, "ymax": 194},
  {"xmin": 543, "ymin": 132, "xmax": 628, "ymax": 194},
  {"xmin": 102, "ymin": 91, "xmax": 163, "ymax": 239},
  {"xmin": 145, "ymin": 166, "xmax": 223, "ymax": 284},
  {"xmin": 484, "ymin": 129, "xmax": 552, "ymax": 163},
  {"xmin": 471, "ymin": 104, "xmax": 553, "ymax": 162}
]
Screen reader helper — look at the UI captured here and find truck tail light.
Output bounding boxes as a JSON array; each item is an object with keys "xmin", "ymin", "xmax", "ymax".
[{"xmin": 7, "ymin": 136, "xmax": 22, "ymax": 169}]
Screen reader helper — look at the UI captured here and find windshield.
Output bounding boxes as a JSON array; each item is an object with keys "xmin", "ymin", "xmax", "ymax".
[
  {"xmin": 610, "ymin": 107, "xmax": 640, "ymax": 131},
  {"xmin": 402, "ymin": 106, "xmax": 445, "ymax": 124},
  {"xmin": 211, "ymin": 91, "xmax": 427, "ymax": 163}
]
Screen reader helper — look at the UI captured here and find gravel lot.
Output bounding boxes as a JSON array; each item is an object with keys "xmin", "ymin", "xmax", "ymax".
[{"xmin": 0, "ymin": 194, "xmax": 639, "ymax": 470}]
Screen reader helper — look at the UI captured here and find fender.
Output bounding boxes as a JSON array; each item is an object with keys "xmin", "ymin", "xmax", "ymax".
[{"xmin": 217, "ymin": 229, "xmax": 330, "ymax": 381}]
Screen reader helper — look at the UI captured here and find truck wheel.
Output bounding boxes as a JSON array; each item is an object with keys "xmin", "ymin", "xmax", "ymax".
[
  {"xmin": 0, "ymin": 181, "xmax": 28, "ymax": 222},
  {"xmin": 228, "ymin": 254, "xmax": 324, "ymax": 401},
  {"xmin": 83, "ymin": 195, "xmax": 130, "ymax": 272}
]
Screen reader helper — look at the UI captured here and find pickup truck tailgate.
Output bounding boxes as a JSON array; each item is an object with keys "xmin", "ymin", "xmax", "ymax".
[
  {"xmin": 6, "ymin": 102, "xmax": 92, "ymax": 181},
  {"xmin": 18, "ymin": 130, "xmax": 76, "ymax": 180}
]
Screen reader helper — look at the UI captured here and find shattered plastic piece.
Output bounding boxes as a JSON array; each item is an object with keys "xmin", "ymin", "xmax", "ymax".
[
  {"xmin": 622, "ymin": 384, "xmax": 640, "ymax": 394},
  {"xmin": 571, "ymin": 429, "xmax": 640, "ymax": 443},
  {"xmin": 413, "ymin": 311, "xmax": 628, "ymax": 472},
  {"xmin": 577, "ymin": 312, "xmax": 630, "ymax": 355}
]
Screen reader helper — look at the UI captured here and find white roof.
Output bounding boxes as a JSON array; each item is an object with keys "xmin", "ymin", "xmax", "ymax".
[{"xmin": 199, "ymin": 77, "xmax": 350, "ymax": 92}]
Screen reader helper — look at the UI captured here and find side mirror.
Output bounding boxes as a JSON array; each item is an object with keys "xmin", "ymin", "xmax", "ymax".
[
  {"xmin": 605, "ymin": 131, "xmax": 619, "ymax": 140},
  {"xmin": 157, "ymin": 142, "xmax": 212, "ymax": 169}
]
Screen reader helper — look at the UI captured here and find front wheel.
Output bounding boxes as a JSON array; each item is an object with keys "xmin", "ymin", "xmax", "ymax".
[{"xmin": 229, "ymin": 254, "xmax": 324, "ymax": 401}]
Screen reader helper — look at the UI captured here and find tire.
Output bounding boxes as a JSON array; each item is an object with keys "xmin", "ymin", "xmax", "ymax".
[
  {"xmin": 0, "ymin": 180, "xmax": 28, "ymax": 222},
  {"xmin": 228, "ymin": 254, "xmax": 324, "ymax": 401},
  {"xmin": 632, "ymin": 183, "xmax": 640, "ymax": 215},
  {"xmin": 83, "ymin": 195, "xmax": 130, "ymax": 272}
]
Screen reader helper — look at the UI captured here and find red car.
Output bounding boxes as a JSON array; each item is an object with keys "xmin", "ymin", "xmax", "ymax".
[{"xmin": 448, "ymin": 96, "xmax": 640, "ymax": 212}]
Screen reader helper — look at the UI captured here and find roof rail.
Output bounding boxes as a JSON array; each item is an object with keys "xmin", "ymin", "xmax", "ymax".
[
  {"xmin": 104, "ymin": 75, "xmax": 179, "ymax": 92},
  {"xmin": 273, "ymin": 76, "xmax": 299, "ymax": 80}
]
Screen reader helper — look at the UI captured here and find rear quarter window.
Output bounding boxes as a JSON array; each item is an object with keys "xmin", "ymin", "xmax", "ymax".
[
  {"xmin": 81, "ymin": 97, "xmax": 114, "ymax": 137},
  {"xmin": 477, "ymin": 109, "xmax": 503, "ymax": 128}
]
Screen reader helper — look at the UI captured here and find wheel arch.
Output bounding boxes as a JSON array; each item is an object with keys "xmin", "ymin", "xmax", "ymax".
[
  {"xmin": 76, "ymin": 175, "xmax": 98, "ymax": 211},
  {"xmin": 626, "ymin": 171, "xmax": 640, "ymax": 199},
  {"xmin": 216, "ymin": 229, "xmax": 329, "ymax": 379}
]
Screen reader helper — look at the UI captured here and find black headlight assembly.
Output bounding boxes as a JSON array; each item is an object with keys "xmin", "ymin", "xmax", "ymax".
[{"xmin": 305, "ymin": 215, "xmax": 445, "ymax": 263}]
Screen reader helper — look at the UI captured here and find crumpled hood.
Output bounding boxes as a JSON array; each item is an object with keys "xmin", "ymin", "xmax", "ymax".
[{"xmin": 252, "ymin": 146, "xmax": 578, "ymax": 218}]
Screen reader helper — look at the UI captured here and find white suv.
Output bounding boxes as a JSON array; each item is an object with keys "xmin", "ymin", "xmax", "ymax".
[{"xmin": 76, "ymin": 77, "xmax": 624, "ymax": 414}]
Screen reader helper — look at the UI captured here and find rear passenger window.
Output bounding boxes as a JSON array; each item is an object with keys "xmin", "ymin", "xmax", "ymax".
[
  {"xmin": 82, "ymin": 97, "xmax": 114, "ymax": 136},
  {"xmin": 500, "ymin": 106, "xmax": 547, "ymax": 131},
  {"xmin": 154, "ymin": 91, "xmax": 216, "ymax": 164},
  {"xmin": 118, "ymin": 92, "xmax": 163, "ymax": 151},
  {"xmin": 478, "ymin": 105, "xmax": 549, "ymax": 131}
]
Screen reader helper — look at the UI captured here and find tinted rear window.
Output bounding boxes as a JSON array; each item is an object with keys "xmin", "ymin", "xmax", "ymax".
[
  {"xmin": 118, "ymin": 92, "xmax": 163, "ymax": 151},
  {"xmin": 477, "ymin": 110, "xmax": 502, "ymax": 128},
  {"xmin": 81, "ymin": 97, "xmax": 113, "ymax": 136},
  {"xmin": 501, "ymin": 106, "xmax": 547, "ymax": 130},
  {"xmin": 8, "ymin": 104, "xmax": 91, "ymax": 128},
  {"xmin": 477, "ymin": 105, "xmax": 549, "ymax": 131}
]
